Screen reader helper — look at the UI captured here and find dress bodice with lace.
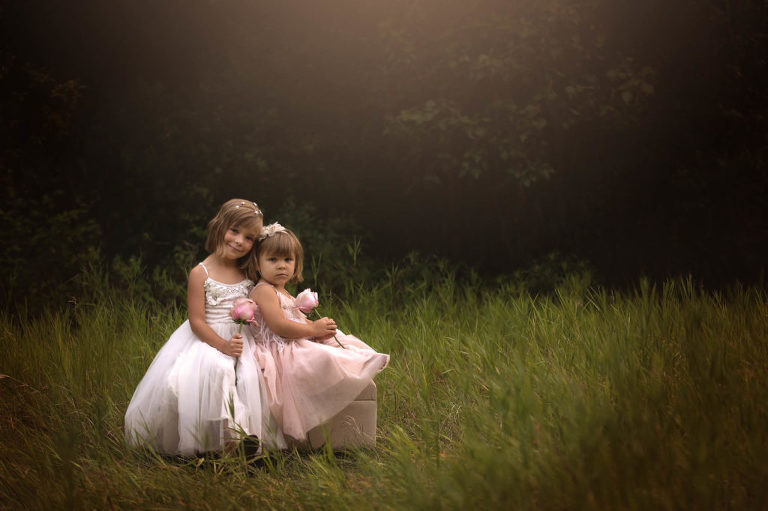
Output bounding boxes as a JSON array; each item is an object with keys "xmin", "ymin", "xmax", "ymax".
[{"xmin": 203, "ymin": 276, "xmax": 254, "ymax": 324}]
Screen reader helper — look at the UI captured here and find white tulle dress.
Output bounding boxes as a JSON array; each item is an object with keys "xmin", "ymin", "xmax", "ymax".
[
  {"xmin": 124, "ymin": 263, "xmax": 286, "ymax": 455},
  {"xmin": 250, "ymin": 282, "xmax": 390, "ymax": 442}
]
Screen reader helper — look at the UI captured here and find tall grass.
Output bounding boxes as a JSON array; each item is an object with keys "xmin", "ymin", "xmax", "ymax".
[{"xmin": 1, "ymin": 271, "xmax": 767, "ymax": 510}]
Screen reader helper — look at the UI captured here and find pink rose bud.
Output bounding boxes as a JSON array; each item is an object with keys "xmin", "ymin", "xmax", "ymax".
[
  {"xmin": 230, "ymin": 297, "xmax": 256, "ymax": 324},
  {"xmin": 295, "ymin": 289, "xmax": 319, "ymax": 313}
]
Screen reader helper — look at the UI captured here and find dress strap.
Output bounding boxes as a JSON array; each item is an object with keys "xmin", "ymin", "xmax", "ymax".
[{"xmin": 198, "ymin": 262, "xmax": 209, "ymax": 277}]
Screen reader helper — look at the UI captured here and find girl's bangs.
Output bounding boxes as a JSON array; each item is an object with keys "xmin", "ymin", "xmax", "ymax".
[
  {"xmin": 262, "ymin": 233, "xmax": 298, "ymax": 257},
  {"xmin": 232, "ymin": 213, "xmax": 262, "ymax": 231}
]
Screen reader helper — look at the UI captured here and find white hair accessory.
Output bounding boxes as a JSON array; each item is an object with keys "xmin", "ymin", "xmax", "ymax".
[
  {"xmin": 258, "ymin": 222, "xmax": 287, "ymax": 241},
  {"xmin": 235, "ymin": 201, "xmax": 262, "ymax": 215}
]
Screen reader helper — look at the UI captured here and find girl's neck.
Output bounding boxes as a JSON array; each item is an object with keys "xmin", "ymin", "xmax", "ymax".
[
  {"xmin": 208, "ymin": 252, "xmax": 239, "ymax": 269},
  {"xmin": 202, "ymin": 254, "xmax": 246, "ymax": 284}
]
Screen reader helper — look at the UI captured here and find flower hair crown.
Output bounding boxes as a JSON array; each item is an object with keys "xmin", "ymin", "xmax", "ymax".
[
  {"xmin": 258, "ymin": 222, "xmax": 287, "ymax": 241},
  {"xmin": 234, "ymin": 201, "xmax": 262, "ymax": 215}
]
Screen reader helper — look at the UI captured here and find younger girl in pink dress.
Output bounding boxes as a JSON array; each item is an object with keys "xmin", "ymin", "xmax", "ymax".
[{"xmin": 249, "ymin": 223, "xmax": 389, "ymax": 443}]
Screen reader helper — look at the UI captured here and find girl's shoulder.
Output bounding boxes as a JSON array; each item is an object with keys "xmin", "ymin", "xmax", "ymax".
[
  {"xmin": 252, "ymin": 280, "xmax": 276, "ymax": 295},
  {"xmin": 252, "ymin": 281, "xmax": 293, "ymax": 303},
  {"xmin": 188, "ymin": 262, "xmax": 208, "ymax": 286}
]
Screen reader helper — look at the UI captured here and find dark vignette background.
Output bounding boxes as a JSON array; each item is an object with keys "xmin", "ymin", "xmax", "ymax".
[{"xmin": 1, "ymin": 0, "xmax": 766, "ymax": 305}]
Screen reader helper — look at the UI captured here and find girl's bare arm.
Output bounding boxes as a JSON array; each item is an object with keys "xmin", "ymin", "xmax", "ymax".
[{"xmin": 250, "ymin": 285, "xmax": 336, "ymax": 339}]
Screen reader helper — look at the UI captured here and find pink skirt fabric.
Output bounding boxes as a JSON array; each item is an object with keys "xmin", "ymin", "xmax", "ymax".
[
  {"xmin": 250, "ymin": 285, "xmax": 389, "ymax": 441},
  {"xmin": 253, "ymin": 332, "xmax": 388, "ymax": 440}
]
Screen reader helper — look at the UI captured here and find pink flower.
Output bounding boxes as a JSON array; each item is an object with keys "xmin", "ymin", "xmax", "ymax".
[
  {"xmin": 229, "ymin": 297, "xmax": 256, "ymax": 381},
  {"xmin": 294, "ymin": 289, "xmax": 319, "ymax": 314},
  {"xmin": 230, "ymin": 297, "xmax": 256, "ymax": 327}
]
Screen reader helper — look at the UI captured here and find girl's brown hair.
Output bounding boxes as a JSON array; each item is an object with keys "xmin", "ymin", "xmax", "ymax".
[
  {"xmin": 251, "ymin": 228, "xmax": 304, "ymax": 283},
  {"xmin": 205, "ymin": 199, "xmax": 263, "ymax": 276}
]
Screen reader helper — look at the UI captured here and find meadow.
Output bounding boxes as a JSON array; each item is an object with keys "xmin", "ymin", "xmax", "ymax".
[{"xmin": 1, "ymin": 268, "xmax": 767, "ymax": 510}]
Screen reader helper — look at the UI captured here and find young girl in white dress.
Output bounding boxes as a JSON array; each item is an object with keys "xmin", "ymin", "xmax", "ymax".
[
  {"xmin": 125, "ymin": 199, "xmax": 285, "ymax": 456},
  {"xmin": 249, "ymin": 223, "xmax": 389, "ymax": 444}
]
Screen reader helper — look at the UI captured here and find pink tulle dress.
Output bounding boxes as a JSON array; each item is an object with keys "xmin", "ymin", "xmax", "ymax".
[{"xmin": 250, "ymin": 282, "xmax": 389, "ymax": 442}]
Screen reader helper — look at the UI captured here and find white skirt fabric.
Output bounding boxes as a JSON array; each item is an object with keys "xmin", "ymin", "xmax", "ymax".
[{"xmin": 124, "ymin": 319, "xmax": 286, "ymax": 455}]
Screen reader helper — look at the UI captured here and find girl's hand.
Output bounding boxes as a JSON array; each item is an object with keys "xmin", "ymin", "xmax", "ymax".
[
  {"xmin": 311, "ymin": 317, "xmax": 337, "ymax": 339},
  {"xmin": 221, "ymin": 334, "xmax": 244, "ymax": 357}
]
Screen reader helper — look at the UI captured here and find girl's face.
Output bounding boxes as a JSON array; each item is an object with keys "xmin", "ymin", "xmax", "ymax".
[
  {"xmin": 257, "ymin": 250, "xmax": 296, "ymax": 288},
  {"xmin": 220, "ymin": 223, "xmax": 260, "ymax": 262}
]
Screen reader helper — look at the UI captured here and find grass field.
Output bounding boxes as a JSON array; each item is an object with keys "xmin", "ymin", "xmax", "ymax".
[{"xmin": 2, "ymin": 272, "xmax": 767, "ymax": 510}]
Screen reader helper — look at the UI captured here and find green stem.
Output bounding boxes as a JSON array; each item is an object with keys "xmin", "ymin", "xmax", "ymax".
[
  {"xmin": 234, "ymin": 322, "xmax": 243, "ymax": 378},
  {"xmin": 332, "ymin": 335, "xmax": 347, "ymax": 349},
  {"xmin": 311, "ymin": 309, "xmax": 346, "ymax": 349}
]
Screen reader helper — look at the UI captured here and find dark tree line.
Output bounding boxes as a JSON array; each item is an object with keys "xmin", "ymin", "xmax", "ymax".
[{"xmin": 2, "ymin": 0, "xmax": 767, "ymax": 304}]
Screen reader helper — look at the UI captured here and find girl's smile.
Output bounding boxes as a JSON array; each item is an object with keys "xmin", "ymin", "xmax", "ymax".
[{"xmin": 222, "ymin": 226, "xmax": 258, "ymax": 260}]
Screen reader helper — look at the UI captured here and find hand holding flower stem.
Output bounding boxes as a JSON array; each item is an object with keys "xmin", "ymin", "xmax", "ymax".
[{"xmin": 295, "ymin": 289, "xmax": 346, "ymax": 349}]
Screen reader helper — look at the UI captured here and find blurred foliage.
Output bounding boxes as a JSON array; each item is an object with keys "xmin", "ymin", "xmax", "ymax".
[
  {"xmin": 1, "ymin": 0, "xmax": 767, "ymax": 309},
  {"xmin": 0, "ymin": 49, "xmax": 101, "ymax": 305},
  {"xmin": 501, "ymin": 251, "xmax": 596, "ymax": 295},
  {"xmin": 381, "ymin": 1, "xmax": 655, "ymax": 186}
]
